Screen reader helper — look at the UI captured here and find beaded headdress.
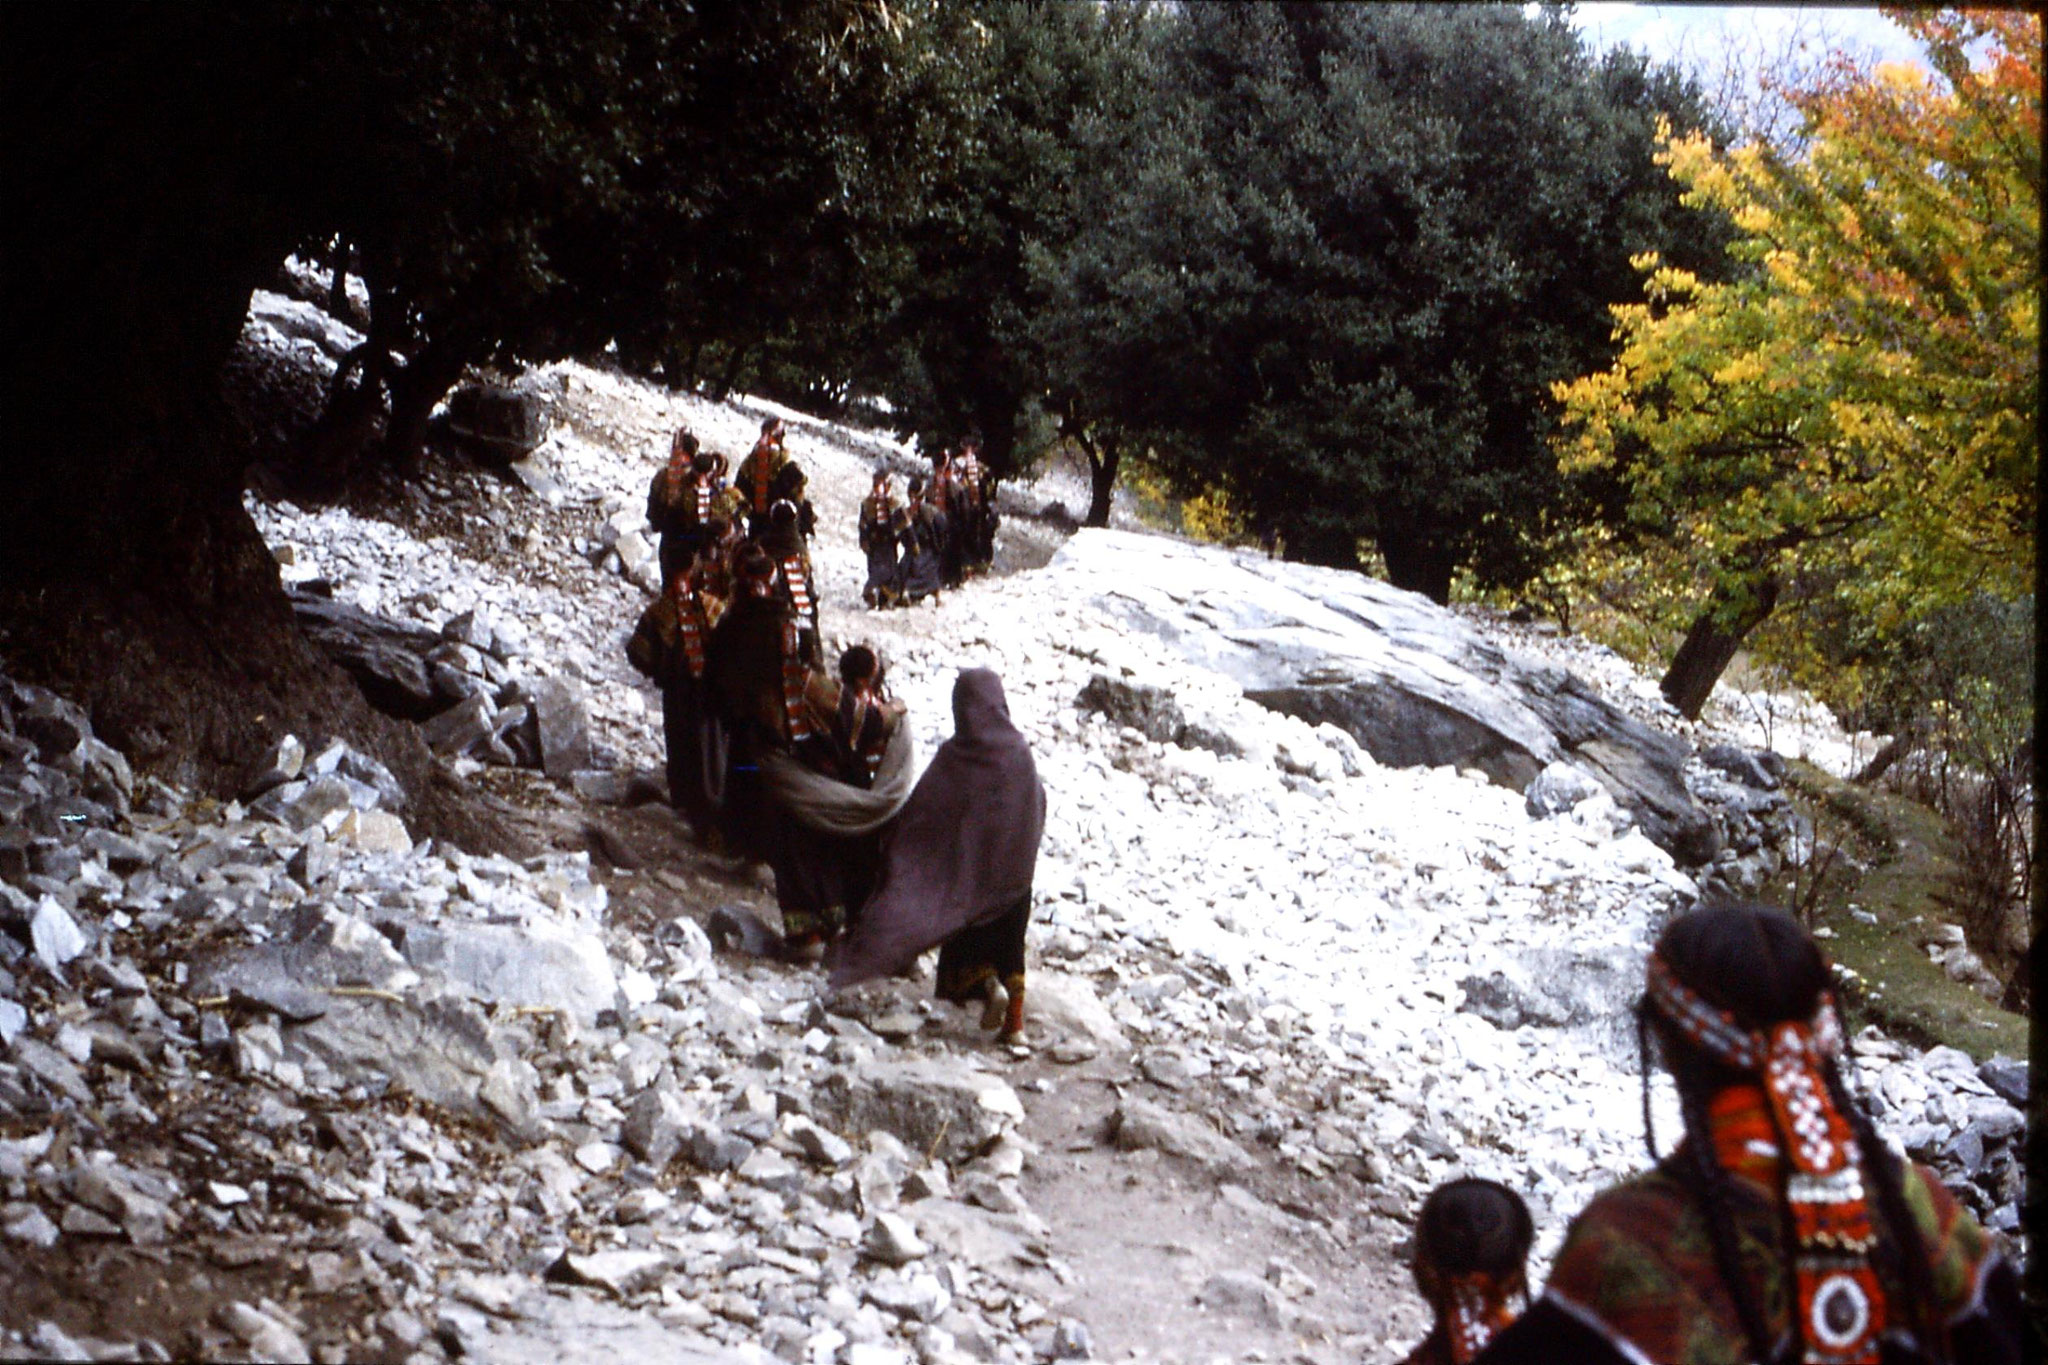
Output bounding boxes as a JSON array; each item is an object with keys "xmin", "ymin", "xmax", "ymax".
[
  {"xmin": 668, "ymin": 569, "xmax": 706, "ymax": 680},
  {"xmin": 1644, "ymin": 952, "xmax": 1883, "ymax": 1364},
  {"xmin": 1444, "ymin": 1270, "xmax": 1520, "ymax": 1363}
]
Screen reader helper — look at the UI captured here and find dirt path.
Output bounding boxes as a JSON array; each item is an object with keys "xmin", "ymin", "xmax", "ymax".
[
  {"xmin": 1015, "ymin": 1072, "xmax": 1415, "ymax": 1361},
  {"xmin": 540, "ymin": 779, "xmax": 1422, "ymax": 1363}
]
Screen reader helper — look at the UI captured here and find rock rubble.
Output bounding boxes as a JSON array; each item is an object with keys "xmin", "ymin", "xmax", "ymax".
[
  {"xmin": 6, "ymin": 308, "xmax": 2005, "ymax": 1362},
  {"xmin": 0, "ymin": 670, "xmax": 1100, "ymax": 1363}
]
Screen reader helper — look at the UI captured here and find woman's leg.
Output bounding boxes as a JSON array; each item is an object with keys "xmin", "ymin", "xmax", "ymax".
[{"xmin": 993, "ymin": 893, "xmax": 1030, "ymax": 1041}]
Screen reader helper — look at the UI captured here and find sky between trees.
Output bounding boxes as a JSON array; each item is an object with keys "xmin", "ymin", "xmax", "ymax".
[{"xmin": 1569, "ymin": 4, "xmax": 1933, "ymax": 74}]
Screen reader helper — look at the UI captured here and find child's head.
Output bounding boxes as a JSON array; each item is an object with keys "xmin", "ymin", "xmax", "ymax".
[
  {"xmin": 839, "ymin": 645, "xmax": 880, "ymax": 689},
  {"xmin": 1411, "ymin": 1176, "xmax": 1533, "ymax": 1360}
]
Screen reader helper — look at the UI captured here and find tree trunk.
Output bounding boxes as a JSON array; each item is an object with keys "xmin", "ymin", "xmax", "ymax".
[
  {"xmin": 1057, "ymin": 409, "xmax": 1121, "ymax": 529},
  {"xmin": 975, "ymin": 398, "xmax": 1021, "ymax": 486},
  {"xmin": 1377, "ymin": 523, "xmax": 1456, "ymax": 604},
  {"xmin": 293, "ymin": 275, "xmax": 412, "ymax": 494},
  {"xmin": 0, "ymin": 7, "xmax": 515, "ymax": 847},
  {"xmin": 1085, "ymin": 438, "xmax": 1121, "ymax": 529},
  {"xmin": 1284, "ymin": 523, "xmax": 1362, "ymax": 573},
  {"xmin": 293, "ymin": 358, "xmax": 388, "ymax": 497},
  {"xmin": 380, "ymin": 329, "xmax": 473, "ymax": 468},
  {"xmin": 1660, "ymin": 577, "xmax": 1781, "ymax": 720},
  {"xmin": 1, "ymin": 268, "xmax": 439, "ymax": 808},
  {"xmin": 1853, "ymin": 735, "xmax": 1910, "ymax": 786},
  {"xmin": 714, "ymin": 343, "xmax": 749, "ymax": 401},
  {"xmin": 665, "ymin": 340, "xmax": 700, "ymax": 392}
]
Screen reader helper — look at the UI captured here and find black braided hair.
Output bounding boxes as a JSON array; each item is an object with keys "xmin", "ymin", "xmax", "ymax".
[
  {"xmin": 1824, "ymin": 1063, "xmax": 1949, "ymax": 1362},
  {"xmin": 1672, "ymin": 1069, "xmax": 1782, "ymax": 1361},
  {"xmin": 770, "ymin": 459, "xmax": 807, "ymax": 500},
  {"xmin": 1412, "ymin": 1177, "xmax": 1535, "ymax": 1286},
  {"xmin": 1637, "ymin": 1006, "xmax": 1660, "ymax": 1161},
  {"xmin": 838, "ymin": 644, "xmax": 878, "ymax": 687}
]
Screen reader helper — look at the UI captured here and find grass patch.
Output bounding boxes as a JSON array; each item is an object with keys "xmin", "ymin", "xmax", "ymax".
[{"xmin": 1769, "ymin": 761, "xmax": 2028, "ymax": 1062}]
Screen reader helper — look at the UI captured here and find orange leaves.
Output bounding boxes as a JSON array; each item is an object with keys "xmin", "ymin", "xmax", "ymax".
[{"xmin": 1553, "ymin": 7, "xmax": 2037, "ymax": 668}]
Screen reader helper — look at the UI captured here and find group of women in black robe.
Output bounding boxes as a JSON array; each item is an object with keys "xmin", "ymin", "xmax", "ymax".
[
  {"xmin": 858, "ymin": 446, "xmax": 999, "ymax": 610},
  {"xmin": 632, "ymin": 419, "xmax": 816, "ymax": 839},
  {"xmin": 1394, "ymin": 902, "xmax": 2020, "ymax": 1365},
  {"xmin": 631, "ymin": 428, "xmax": 1044, "ymax": 1043},
  {"xmin": 859, "ymin": 471, "xmax": 943, "ymax": 608}
]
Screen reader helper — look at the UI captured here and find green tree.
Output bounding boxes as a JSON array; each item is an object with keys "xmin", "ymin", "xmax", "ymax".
[
  {"xmin": 854, "ymin": 1, "xmax": 1160, "ymax": 485},
  {"xmin": 0, "ymin": 0, "xmax": 909, "ymax": 798},
  {"xmin": 1019, "ymin": 5, "xmax": 1187, "ymax": 526},
  {"xmin": 1050, "ymin": 3, "xmax": 1729, "ymax": 600},
  {"xmin": 294, "ymin": 2, "xmax": 906, "ymax": 484},
  {"xmin": 1554, "ymin": 9, "xmax": 2039, "ymax": 716}
]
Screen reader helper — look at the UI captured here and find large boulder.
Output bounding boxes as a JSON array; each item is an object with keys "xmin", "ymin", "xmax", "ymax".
[
  {"xmin": 246, "ymin": 290, "xmax": 361, "ymax": 363},
  {"xmin": 1459, "ymin": 944, "xmax": 1643, "ymax": 1058},
  {"xmin": 1699, "ymin": 742, "xmax": 1785, "ymax": 791},
  {"xmin": 284, "ymin": 991, "xmax": 539, "ymax": 1135},
  {"xmin": 1025, "ymin": 972, "xmax": 1127, "ymax": 1053},
  {"xmin": 432, "ymin": 1286, "xmax": 749, "ymax": 1365},
  {"xmin": 1108, "ymin": 1097, "xmax": 1250, "ymax": 1170},
  {"xmin": 190, "ymin": 908, "xmax": 539, "ymax": 1132},
  {"xmin": 387, "ymin": 916, "xmax": 620, "ymax": 1025},
  {"xmin": 811, "ymin": 1059, "xmax": 1024, "ymax": 1164},
  {"xmin": 1048, "ymin": 531, "xmax": 1719, "ymax": 863},
  {"xmin": 190, "ymin": 903, "xmax": 420, "ymax": 1012},
  {"xmin": 518, "ymin": 678, "xmax": 592, "ymax": 781},
  {"xmin": 1073, "ymin": 675, "xmax": 1186, "ymax": 745},
  {"xmin": 286, "ymin": 586, "xmax": 443, "ymax": 720},
  {"xmin": 420, "ymin": 694, "xmax": 499, "ymax": 756},
  {"xmin": 1524, "ymin": 760, "xmax": 1604, "ymax": 818},
  {"xmin": 443, "ymin": 385, "xmax": 549, "ymax": 465}
]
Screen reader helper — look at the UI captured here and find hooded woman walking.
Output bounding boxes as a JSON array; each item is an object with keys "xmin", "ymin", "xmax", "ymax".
[
  {"xmin": 829, "ymin": 668, "xmax": 1044, "ymax": 1042},
  {"xmin": 1478, "ymin": 902, "xmax": 2020, "ymax": 1365}
]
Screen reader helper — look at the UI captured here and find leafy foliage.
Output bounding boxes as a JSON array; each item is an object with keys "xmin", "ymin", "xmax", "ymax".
[
  {"xmin": 1028, "ymin": 5, "xmax": 1730, "ymax": 599},
  {"xmin": 1553, "ymin": 10, "xmax": 2039, "ymax": 697},
  {"xmin": 844, "ymin": 1, "xmax": 1163, "ymax": 483},
  {"xmin": 290, "ymin": 1, "xmax": 909, "ymax": 475}
]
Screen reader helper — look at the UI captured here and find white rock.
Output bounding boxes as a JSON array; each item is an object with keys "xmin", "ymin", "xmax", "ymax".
[
  {"xmin": 550, "ymin": 1248, "xmax": 673, "ymax": 1297},
  {"xmin": 3, "ymin": 1204, "xmax": 59, "ymax": 1248},
  {"xmin": 618, "ymin": 967, "xmax": 658, "ymax": 1009},
  {"xmin": 615, "ymin": 1188, "xmax": 673, "ymax": 1224},
  {"xmin": 574, "ymin": 1142, "xmax": 620, "ymax": 1175},
  {"xmin": 975, "ymin": 1085, "xmax": 1024, "ymax": 1121},
  {"xmin": 336, "ymin": 808, "xmax": 412, "ymax": 856},
  {"xmin": 845, "ymin": 1345, "xmax": 913, "ymax": 1365},
  {"xmin": 864, "ymin": 1212, "xmax": 928, "ymax": 1266},
  {"xmin": 30, "ymin": 898, "xmax": 86, "ymax": 973},
  {"xmin": 218, "ymin": 1301, "xmax": 308, "ymax": 1363},
  {"xmin": 53, "ymin": 1023, "xmax": 92, "ymax": 1065}
]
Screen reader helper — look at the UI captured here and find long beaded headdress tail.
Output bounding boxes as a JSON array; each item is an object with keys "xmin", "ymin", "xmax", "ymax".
[
  {"xmin": 1644, "ymin": 953, "xmax": 1883, "ymax": 1365},
  {"xmin": 1415, "ymin": 1258, "xmax": 1522, "ymax": 1365},
  {"xmin": 1445, "ymin": 1270, "xmax": 1521, "ymax": 1364}
]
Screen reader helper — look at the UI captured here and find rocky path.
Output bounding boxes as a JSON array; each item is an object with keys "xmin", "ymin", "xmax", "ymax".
[{"xmin": 0, "ymin": 291, "xmax": 2024, "ymax": 1363}]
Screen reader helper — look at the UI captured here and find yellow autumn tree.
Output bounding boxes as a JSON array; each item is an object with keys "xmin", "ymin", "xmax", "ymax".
[{"xmin": 1554, "ymin": 8, "xmax": 2038, "ymax": 717}]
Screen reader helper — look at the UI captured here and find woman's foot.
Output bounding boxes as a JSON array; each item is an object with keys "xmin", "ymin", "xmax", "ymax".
[
  {"xmin": 997, "ymin": 976, "xmax": 1026, "ymax": 1043},
  {"xmin": 977, "ymin": 978, "xmax": 1007, "ymax": 1031},
  {"xmin": 776, "ymin": 932, "xmax": 827, "ymax": 965}
]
